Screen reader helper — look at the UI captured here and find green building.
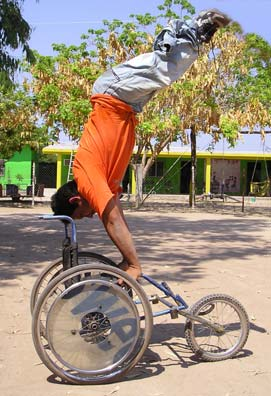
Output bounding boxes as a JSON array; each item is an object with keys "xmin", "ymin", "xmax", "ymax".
[
  {"xmin": 0, "ymin": 146, "xmax": 37, "ymax": 195},
  {"xmin": 0, "ymin": 145, "xmax": 56, "ymax": 197},
  {"xmin": 1, "ymin": 134, "xmax": 270, "ymax": 198},
  {"xmin": 42, "ymin": 134, "xmax": 271, "ymax": 197}
]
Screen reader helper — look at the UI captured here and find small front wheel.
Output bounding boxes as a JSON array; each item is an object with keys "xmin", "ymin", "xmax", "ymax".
[{"xmin": 184, "ymin": 294, "xmax": 249, "ymax": 361}]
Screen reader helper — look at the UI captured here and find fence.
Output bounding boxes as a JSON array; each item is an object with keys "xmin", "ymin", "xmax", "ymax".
[{"xmin": 0, "ymin": 162, "xmax": 47, "ymax": 204}]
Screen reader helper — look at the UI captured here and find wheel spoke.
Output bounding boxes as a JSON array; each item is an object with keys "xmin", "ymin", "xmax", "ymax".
[
  {"xmin": 32, "ymin": 262, "xmax": 153, "ymax": 384},
  {"xmin": 185, "ymin": 294, "xmax": 249, "ymax": 361}
]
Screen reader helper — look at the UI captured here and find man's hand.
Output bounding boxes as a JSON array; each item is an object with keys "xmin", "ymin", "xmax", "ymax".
[{"xmin": 118, "ymin": 259, "xmax": 142, "ymax": 281}]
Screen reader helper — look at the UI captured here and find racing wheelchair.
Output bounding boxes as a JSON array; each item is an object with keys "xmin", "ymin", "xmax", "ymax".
[{"xmin": 31, "ymin": 215, "xmax": 250, "ymax": 385}]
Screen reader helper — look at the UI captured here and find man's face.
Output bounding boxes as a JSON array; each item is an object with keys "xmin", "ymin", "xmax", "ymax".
[{"xmin": 69, "ymin": 196, "xmax": 96, "ymax": 220}]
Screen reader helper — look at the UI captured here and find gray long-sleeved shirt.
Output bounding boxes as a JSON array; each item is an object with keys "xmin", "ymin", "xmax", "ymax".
[{"xmin": 92, "ymin": 19, "xmax": 199, "ymax": 113}]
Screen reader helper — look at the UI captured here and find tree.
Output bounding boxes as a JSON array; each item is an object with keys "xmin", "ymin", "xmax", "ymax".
[
  {"xmin": 135, "ymin": 28, "xmax": 271, "ymax": 204},
  {"xmin": 225, "ymin": 32, "xmax": 271, "ymax": 135},
  {"xmin": 21, "ymin": 0, "xmax": 271, "ymax": 203},
  {"xmin": 0, "ymin": 1, "xmax": 42, "ymax": 158},
  {"xmin": 0, "ymin": 84, "xmax": 49, "ymax": 158},
  {"xmin": 29, "ymin": 43, "xmax": 100, "ymax": 140},
  {"xmin": 26, "ymin": 1, "xmax": 196, "ymax": 169},
  {"xmin": 0, "ymin": 0, "xmax": 36, "ymax": 87}
]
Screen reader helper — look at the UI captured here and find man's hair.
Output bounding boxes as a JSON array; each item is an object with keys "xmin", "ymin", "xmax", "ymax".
[{"xmin": 51, "ymin": 180, "xmax": 79, "ymax": 217}]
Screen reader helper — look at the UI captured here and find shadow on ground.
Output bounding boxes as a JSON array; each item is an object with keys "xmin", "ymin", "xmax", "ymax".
[{"xmin": 0, "ymin": 207, "xmax": 270, "ymax": 286}]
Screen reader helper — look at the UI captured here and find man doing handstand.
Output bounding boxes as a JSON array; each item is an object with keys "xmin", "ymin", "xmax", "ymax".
[{"xmin": 51, "ymin": 9, "xmax": 231, "ymax": 281}]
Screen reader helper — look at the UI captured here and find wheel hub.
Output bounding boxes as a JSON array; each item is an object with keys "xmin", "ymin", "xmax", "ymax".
[{"xmin": 78, "ymin": 311, "xmax": 111, "ymax": 343}]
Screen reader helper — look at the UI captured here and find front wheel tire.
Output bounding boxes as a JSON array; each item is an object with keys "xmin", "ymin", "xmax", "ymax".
[{"xmin": 184, "ymin": 294, "xmax": 250, "ymax": 361}]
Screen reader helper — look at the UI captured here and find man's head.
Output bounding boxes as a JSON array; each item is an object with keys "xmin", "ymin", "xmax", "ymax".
[{"xmin": 51, "ymin": 180, "xmax": 95, "ymax": 220}]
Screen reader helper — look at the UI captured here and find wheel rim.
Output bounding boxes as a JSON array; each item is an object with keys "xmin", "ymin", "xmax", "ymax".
[
  {"xmin": 46, "ymin": 279, "xmax": 140, "ymax": 373},
  {"xmin": 30, "ymin": 259, "xmax": 63, "ymax": 314},
  {"xmin": 190, "ymin": 299, "xmax": 246, "ymax": 357},
  {"xmin": 30, "ymin": 252, "xmax": 117, "ymax": 313},
  {"xmin": 32, "ymin": 264, "xmax": 153, "ymax": 384}
]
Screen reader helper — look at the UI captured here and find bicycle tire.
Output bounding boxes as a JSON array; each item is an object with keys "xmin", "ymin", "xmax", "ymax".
[
  {"xmin": 184, "ymin": 293, "xmax": 249, "ymax": 362},
  {"xmin": 30, "ymin": 252, "xmax": 117, "ymax": 314},
  {"xmin": 32, "ymin": 263, "xmax": 153, "ymax": 385}
]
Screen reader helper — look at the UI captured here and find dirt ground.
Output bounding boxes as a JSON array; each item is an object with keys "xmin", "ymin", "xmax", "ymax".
[{"xmin": 0, "ymin": 203, "xmax": 271, "ymax": 396}]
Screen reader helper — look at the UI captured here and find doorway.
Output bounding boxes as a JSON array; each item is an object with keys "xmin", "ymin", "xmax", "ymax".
[
  {"xmin": 180, "ymin": 160, "xmax": 191, "ymax": 194},
  {"xmin": 247, "ymin": 161, "xmax": 261, "ymax": 194},
  {"xmin": 37, "ymin": 162, "xmax": 57, "ymax": 188}
]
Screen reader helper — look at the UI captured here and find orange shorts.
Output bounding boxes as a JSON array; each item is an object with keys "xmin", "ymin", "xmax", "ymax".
[{"xmin": 73, "ymin": 94, "xmax": 136, "ymax": 218}]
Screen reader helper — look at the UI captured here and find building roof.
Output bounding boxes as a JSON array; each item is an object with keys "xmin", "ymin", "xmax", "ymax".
[
  {"xmin": 43, "ymin": 133, "xmax": 271, "ymax": 160},
  {"xmin": 167, "ymin": 132, "xmax": 271, "ymax": 155}
]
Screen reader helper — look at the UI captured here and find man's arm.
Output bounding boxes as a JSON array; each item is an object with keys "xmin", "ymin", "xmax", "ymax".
[{"xmin": 101, "ymin": 196, "xmax": 142, "ymax": 280}]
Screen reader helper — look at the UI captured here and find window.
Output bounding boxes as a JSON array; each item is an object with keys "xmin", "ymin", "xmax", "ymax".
[
  {"xmin": 148, "ymin": 161, "xmax": 164, "ymax": 177},
  {"xmin": 0, "ymin": 160, "xmax": 5, "ymax": 177}
]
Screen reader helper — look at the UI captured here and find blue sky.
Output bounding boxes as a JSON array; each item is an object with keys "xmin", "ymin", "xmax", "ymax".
[
  {"xmin": 22, "ymin": 0, "xmax": 270, "ymax": 55},
  {"xmin": 20, "ymin": 0, "xmax": 271, "ymax": 151}
]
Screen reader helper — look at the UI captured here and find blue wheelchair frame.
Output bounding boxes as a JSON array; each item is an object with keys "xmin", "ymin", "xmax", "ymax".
[{"xmin": 40, "ymin": 214, "xmax": 189, "ymax": 320}]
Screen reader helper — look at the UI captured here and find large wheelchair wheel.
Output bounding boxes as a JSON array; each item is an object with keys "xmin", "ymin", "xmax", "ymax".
[
  {"xmin": 184, "ymin": 294, "xmax": 249, "ymax": 361},
  {"xmin": 32, "ymin": 264, "xmax": 153, "ymax": 384},
  {"xmin": 30, "ymin": 252, "xmax": 117, "ymax": 313}
]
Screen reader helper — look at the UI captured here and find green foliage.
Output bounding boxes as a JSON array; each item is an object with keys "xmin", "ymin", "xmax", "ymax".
[
  {"xmin": 36, "ymin": 84, "xmax": 61, "ymax": 111},
  {"xmin": 2, "ymin": 0, "xmax": 271, "ymax": 168},
  {"xmin": 217, "ymin": 32, "xmax": 271, "ymax": 135},
  {"xmin": 0, "ymin": 0, "xmax": 35, "ymax": 87},
  {"xmin": 242, "ymin": 33, "xmax": 271, "ymax": 106},
  {"xmin": 0, "ymin": 84, "xmax": 51, "ymax": 159},
  {"xmin": 219, "ymin": 116, "xmax": 239, "ymax": 147},
  {"xmin": 26, "ymin": 46, "xmax": 97, "ymax": 141},
  {"xmin": 157, "ymin": 0, "xmax": 195, "ymax": 18},
  {"xmin": 129, "ymin": 13, "xmax": 157, "ymax": 26}
]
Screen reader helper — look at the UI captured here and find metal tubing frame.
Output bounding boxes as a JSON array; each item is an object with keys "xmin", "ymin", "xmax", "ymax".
[
  {"xmin": 141, "ymin": 274, "xmax": 189, "ymax": 318},
  {"xmin": 39, "ymin": 215, "xmax": 190, "ymax": 320},
  {"xmin": 39, "ymin": 215, "xmax": 77, "ymax": 243},
  {"xmin": 40, "ymin": 215, "xmax": 79, "ymax": 269}
]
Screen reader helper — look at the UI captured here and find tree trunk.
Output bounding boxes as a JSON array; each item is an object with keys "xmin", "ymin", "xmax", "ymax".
[
  {"xmin": 190, "ymin": 126, "xmax": 197, "ymax": 208},
  {"xmin": 135, "ymin": 163, "xmax": 143, "ymax": 208}
]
